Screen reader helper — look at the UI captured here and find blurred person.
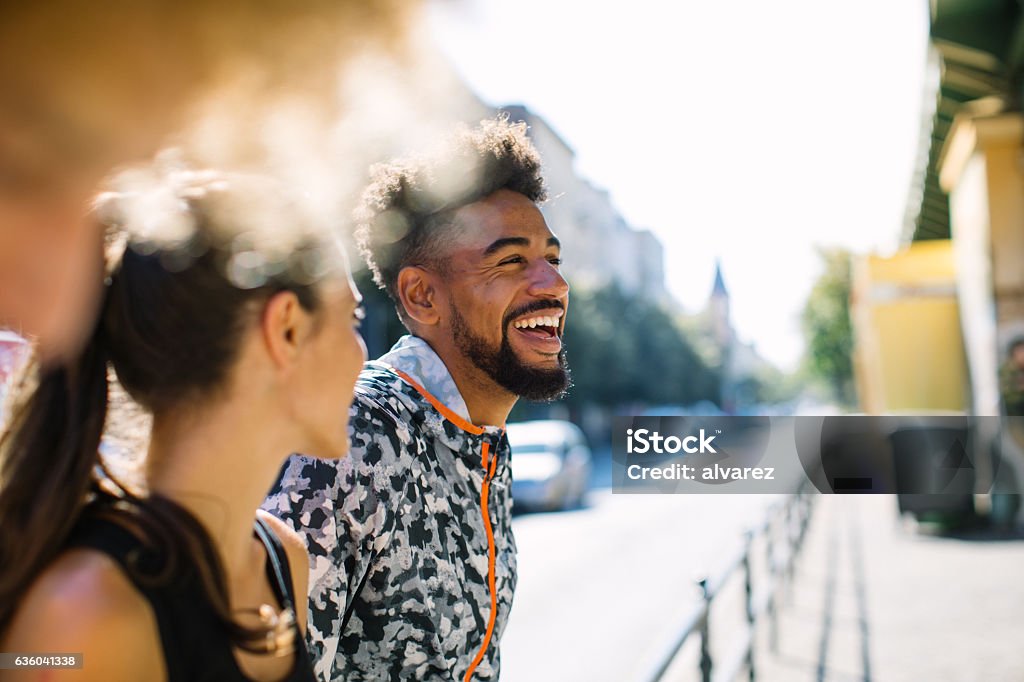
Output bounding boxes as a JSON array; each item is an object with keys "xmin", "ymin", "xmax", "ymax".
[
  {"xmin": 0, "ymin": 169, "xmax": 367, "ymax": 681},
  {"xmin": 0, "ymin": 331, "xmax": 29, "ymax": 426},
  {"xmin": 998, "ymin": 337, "xmax": 1024, "ymax": 515},
  {"xmin": 999, "ymin": 337, "xmax": 1024, "ymax": 416},
  {"xmin": 264, "ymin": 118, "xmax": 571, "ymax": 681},
  {"xmin": 0, "ymin": 0, "xmax": 410, "ymax": 364}
]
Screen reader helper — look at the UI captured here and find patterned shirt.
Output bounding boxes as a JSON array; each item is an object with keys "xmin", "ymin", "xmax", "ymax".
[{"xmin": 264, "ymin": 336, "xmax": 516, "ymax": 681}]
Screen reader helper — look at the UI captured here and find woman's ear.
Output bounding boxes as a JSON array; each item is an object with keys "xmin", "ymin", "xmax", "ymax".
[
  {"xmin": 262, "ymin": 291, "xmax": 311, "ymax": 371},
  {"xmin": 397, "ymin": 266, "xmax": 441, "ymax": 327}
]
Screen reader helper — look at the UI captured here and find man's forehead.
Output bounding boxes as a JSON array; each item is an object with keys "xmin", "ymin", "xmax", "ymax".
[{"xmin": 450, "ymin": 189, "xmax": 557, "ymax": 249}]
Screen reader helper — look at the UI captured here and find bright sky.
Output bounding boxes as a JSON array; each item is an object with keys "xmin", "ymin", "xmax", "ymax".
[{"xmin": 428, "ymin": 0, "xmax": 932, "ymax": 371}]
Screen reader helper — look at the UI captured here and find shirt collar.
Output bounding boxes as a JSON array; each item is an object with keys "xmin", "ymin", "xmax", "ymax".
[{"xmin": 376, "ymin": 334, "xmax": 474, "ymax": 424}]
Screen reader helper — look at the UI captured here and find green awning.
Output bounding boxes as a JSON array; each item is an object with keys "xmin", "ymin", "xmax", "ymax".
[{"xmin": 905, "ymin": 0, "xmax": 1023, "ymax": 242}]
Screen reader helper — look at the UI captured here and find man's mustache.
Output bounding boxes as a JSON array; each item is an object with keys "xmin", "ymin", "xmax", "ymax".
[{"xmin": 503, "ymin": 299, "xmax": 566, "ymax": 329}]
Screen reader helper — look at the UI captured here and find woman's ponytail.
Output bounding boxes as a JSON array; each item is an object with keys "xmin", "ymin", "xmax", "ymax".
[{"xmin": 0, "ymin": 314, "xmax": 110, "ymax": 633}]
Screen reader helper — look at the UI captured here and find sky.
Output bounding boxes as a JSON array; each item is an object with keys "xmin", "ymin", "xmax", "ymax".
[{"xmin": 427, "ymin": 0, "xmax": 933, "ymax": 371}]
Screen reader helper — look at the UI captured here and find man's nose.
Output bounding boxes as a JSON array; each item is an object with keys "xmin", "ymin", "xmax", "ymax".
[{"xmin": 527, "ymin": 260, "xmax": 569, "ymax": 299}]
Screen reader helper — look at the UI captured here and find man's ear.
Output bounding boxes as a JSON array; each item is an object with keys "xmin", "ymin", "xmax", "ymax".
[
  {"xmin": 396, "ymin": 266, "xmax": 441, "ymax": 327},
  {"xmin": 262, "ymin": 290, "xmax": 310, "ymax": 371}
]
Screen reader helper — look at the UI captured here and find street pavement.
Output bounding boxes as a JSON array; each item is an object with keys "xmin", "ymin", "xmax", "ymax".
[
  {"xmin": 501, "ymin": 473, "xmax": 780, "ymax": 682},
  {"xmin": 503, "ymin": 459, "xmax": 1024, "ymax": 682},
  {"xmin": 752, "ymin": 495, "xmax": 1024, "ymax": 682}
]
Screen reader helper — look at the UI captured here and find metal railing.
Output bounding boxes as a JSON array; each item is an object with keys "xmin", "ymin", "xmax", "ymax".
[{"xmin": 639, "ymin": 487, "xmax": 814, "ymax": 682}]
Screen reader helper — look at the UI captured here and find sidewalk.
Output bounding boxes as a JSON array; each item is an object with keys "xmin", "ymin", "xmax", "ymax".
[{"xmin": 753, "ymin": 495, "xmax": 1024, "ymax": 682}]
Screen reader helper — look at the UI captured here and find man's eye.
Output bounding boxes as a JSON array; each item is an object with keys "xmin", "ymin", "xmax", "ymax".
[
  {"xmin": 548, "ymin": 257, "xmax": 563, "ymax": 266},
  {"xmin": 499, "ymin": 256, "xmax": 525, "ymax": 266}
]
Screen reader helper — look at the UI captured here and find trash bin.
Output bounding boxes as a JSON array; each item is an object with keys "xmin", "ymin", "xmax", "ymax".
[{"xmin": 889, "ymin": 420, "xmax": 974, "ymax": 520}]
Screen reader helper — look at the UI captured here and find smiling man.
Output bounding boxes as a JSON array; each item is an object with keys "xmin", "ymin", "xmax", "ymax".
[{"xmin": 264, "ymin": 118, "xmax": 570, "ymax": 681}]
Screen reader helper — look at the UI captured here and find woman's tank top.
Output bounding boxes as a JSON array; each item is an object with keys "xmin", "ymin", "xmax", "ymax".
[{"xmin": 69, "ymin": 514, "xmax": 317, "ymax": 682}]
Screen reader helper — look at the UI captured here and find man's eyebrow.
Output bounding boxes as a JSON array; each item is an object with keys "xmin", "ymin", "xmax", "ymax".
[
  {"xmin": 483, "ymin": 237, "xmax": 530, "ymax": 256},
  {"xmin": 482, "ymin": 236, "xmax": 562, "ymax": 257}
]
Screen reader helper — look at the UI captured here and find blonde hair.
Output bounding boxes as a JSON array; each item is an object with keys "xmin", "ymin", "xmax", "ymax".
[{"xmin": 0, "ymin": 1, "xmax": 414, "ymax": 172}]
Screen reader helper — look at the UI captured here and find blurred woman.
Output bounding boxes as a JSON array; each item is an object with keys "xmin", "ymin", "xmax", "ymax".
[
  {"xmin": 0, "ymin": 169, "xmax": 366, "ymax": 681},
  {"xmin": 0, "ymin": 0, "xmax": 410, "ymax": 364}
]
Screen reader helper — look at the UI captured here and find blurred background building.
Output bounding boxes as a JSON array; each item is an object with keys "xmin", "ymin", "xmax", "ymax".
[
  {"xmin": 896, "ymin": 0, "xmax": 1024, "ymax": 417},
  {"xmin": 497, "ymin": 104, "xmax": 672, "ymax": 305},
  {"xmin": 851, "ymin": 0, "xmax": 1024, "ymax": 525}
]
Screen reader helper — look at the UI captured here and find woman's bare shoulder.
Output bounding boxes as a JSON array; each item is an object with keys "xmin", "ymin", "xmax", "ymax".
[
  {"xmin": 2, "ymin": 548, "xmax": 164, "ymax": 681},
  {"xmin": 256, "ymin": 510, "xmax": 309, "ymax": 633},
  {"xmin": 256, "ymin": 509, "xmax": 309, "ymax": 565}
]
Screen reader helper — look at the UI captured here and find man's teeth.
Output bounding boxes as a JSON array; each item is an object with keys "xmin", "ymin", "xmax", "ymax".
[{"xmin": 513, "ymin": 314, "xmax": 562, "ymax": 329}]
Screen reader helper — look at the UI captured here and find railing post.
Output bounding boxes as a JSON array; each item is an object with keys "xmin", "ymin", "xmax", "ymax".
[
  {"xmin": 785, "ymin": 495, "xmax": 797, "ymax": 591},
  {"xmin": 641, "ymin": 491, "xmax": 812, "ymax": 682},
  {"xmin": 800, "ymin": 493, "xmax": 811, "ymax": 546},
  {"xmin": 743, "ymin": 530, "xmax": 755, "ymax": 682},
  {"xmin": 698, "ymin": 576, "xmax": 712, "ymax": 682},
  {"xmin": 766, "ymin": 515, "xmax": 778, "ymax": 655},
  {"xmin": 792, "ymin": 493, "xmax": 806, "ymax": 565}
]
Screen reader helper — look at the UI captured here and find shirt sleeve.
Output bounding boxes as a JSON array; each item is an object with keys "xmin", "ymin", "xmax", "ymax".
[
  {"xmin": 263, "ymin": 389, "xmax": 410, "ymax": 681},
  {"xmin": 262, "ymin": 454, "xmax": 348, "ymax": 679}
]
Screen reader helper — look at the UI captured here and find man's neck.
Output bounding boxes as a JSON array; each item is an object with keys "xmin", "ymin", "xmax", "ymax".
[{"xmin": 421, "ymin": 336, "xmax": 516, "ymax": 428}]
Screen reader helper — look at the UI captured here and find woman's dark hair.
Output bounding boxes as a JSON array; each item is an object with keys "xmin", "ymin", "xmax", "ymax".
[{"xmin": 0, "ymin": 169, "xmax": 331, "ymax": 643}]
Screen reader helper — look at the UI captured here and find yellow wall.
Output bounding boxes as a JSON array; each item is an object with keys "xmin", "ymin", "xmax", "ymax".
[
  {"xmin": 853, "ymin": 240, "xmax": 969, "ymax": 413},
  {"xmin": 940, "ymin": 110, "xmax": 1024, "ymax": 415}
]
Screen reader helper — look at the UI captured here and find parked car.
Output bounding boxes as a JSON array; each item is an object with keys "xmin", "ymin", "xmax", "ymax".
[{"xmin": 508, "ymin": 419, "xmax": 592, "ymax": 512}]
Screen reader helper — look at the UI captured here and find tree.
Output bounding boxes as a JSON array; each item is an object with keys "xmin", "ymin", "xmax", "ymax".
[
  {"xmin": 561, "ymin": 283, "xmax": 719, "ymax": 409},
  {"xmin": 801, "ymin": 248, "xmax": 855, "ymax": 406}
]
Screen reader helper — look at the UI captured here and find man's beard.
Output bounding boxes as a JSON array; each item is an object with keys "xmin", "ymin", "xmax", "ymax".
[{"xmin": 450, "ymin": 303, "xmax": 571, "ymax": 402}]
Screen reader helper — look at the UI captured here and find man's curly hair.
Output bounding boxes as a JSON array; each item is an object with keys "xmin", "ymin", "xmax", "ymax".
[{"xmin": 354, "ymin": 117, "xmax": 547, "ymax": 312}]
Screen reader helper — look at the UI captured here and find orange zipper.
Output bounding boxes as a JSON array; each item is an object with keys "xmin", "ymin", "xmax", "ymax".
[{"xmin": 463, "ymin": 441, "xmax": 498, "ymax": 682}]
